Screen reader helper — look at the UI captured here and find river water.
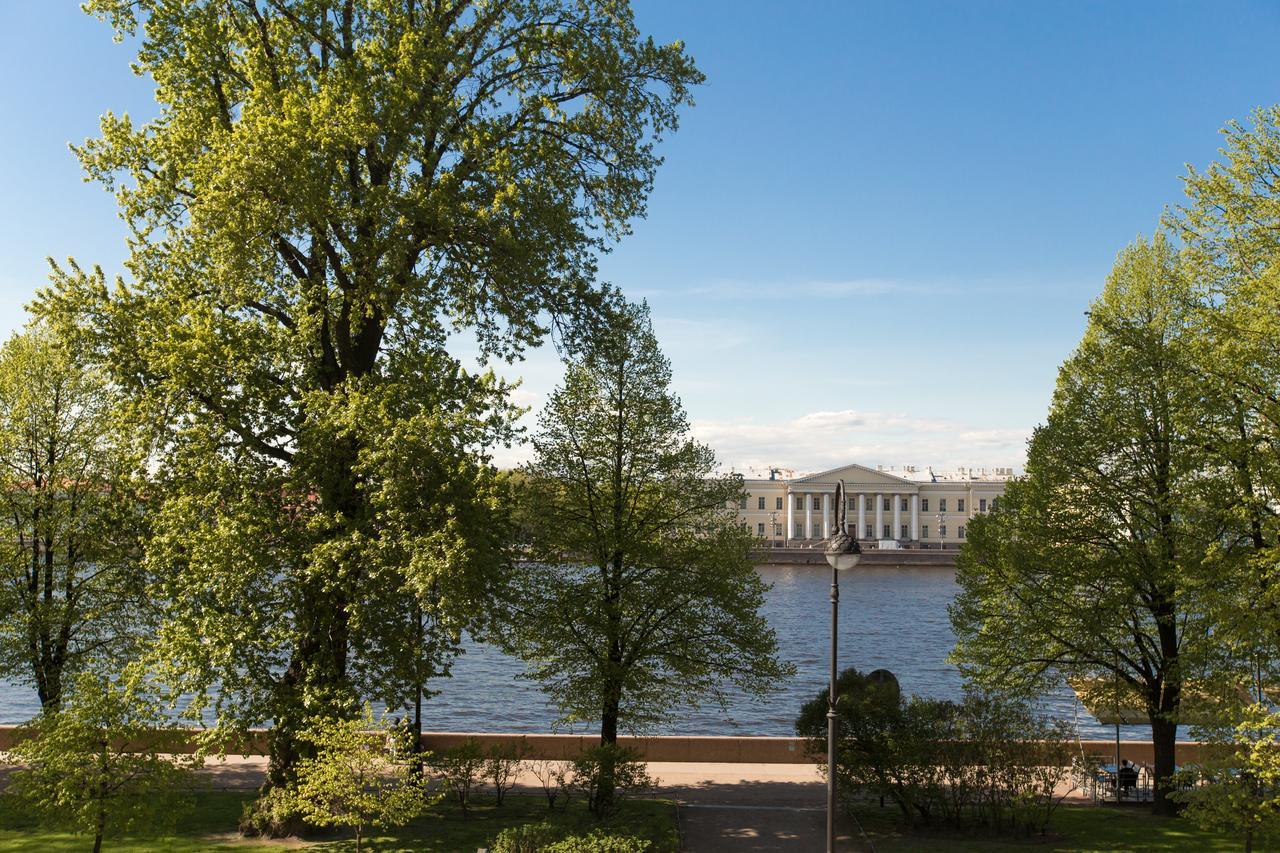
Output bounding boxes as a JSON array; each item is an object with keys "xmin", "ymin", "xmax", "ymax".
[{"xmin": 0, "ymin": 565, "xmax": 1145, "ymax": 739}]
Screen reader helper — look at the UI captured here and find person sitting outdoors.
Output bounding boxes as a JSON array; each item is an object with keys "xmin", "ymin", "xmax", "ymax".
[{"xmin": 1117, "ymin": 759, "xmax": 1140, "ymax": 798}]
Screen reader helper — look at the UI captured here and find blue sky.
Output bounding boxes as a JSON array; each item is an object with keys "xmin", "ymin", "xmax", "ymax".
[{"xmin": 2, "ymin": 1, "xmax": 1278, "ymax": 474}]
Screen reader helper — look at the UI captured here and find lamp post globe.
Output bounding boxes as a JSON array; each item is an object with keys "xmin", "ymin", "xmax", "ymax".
[{"xmin": 821, "ymin": 480, "xmax": 861, "ymax": 852}]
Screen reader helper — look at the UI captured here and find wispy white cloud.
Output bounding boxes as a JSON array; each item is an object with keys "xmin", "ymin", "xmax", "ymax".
[
  {"xmin": 685, "ymin": 277, "xmax": 906, "ymax": 300},
  {"xmin": 690, "ymin": 408, "xmax": 1030, "ymax": 476}
]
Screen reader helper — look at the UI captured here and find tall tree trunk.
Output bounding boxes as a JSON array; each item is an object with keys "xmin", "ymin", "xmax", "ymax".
[{"xmin": 1149, "ymin": 714, "xmax": 1178, "ymax": 816}]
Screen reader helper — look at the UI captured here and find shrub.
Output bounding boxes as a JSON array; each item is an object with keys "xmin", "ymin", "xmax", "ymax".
[
  {"xmin": 284, "ymin": 708, "xmax": 424, "ymax": 853},
  {"xmin": 570, "ymin": 744, "xmax": 654, "ymax": 818},
  {"xmin": 529, "ymin": 758, "xmax": 571, "ymax": 810},
  {"xmin": 486, "ymin": 738, "xmax": 532, "ymax": 806},
  {"xmin": 429, "ymin": 736, "xmax": 488, "ymax": 813},
  {"xmin": 488, "ymin": 820, "xmax": 563, "ymax": 853},
  {"xmin": 796, "ymin": 667, "xmax": 1072, "ymax": 835},
  {"xmin": 489, "ymin": 823, "xmax": 652, "ymax": 853},
  {"xmin": 1172, "ymin": 704, "xmax": 1280, "ymax": 853},
  {"xmin": 543, "ymin": 830, "xmax": 651, "ymax": 852},
  {"xmin": 7, "ymin": 672, "xmax": 200, "ymax": 853}
]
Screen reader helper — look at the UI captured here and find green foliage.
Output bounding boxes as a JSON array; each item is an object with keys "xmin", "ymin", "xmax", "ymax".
[
  {"xmin": 280, "ymin": 708, "xmax": 425, "ymax": 851},
  {"xmin": 543, "ymin": 831, "xmax": 651, "ymax": 852},
  {"xmin": 528, "ymin": 758, "xmax": 573, "ymax": 810},
  {"xmin": 486, "ymin": 738, "xmax": 532, "ymax": 806},
  {"xmin": 499, "ymin": 301, "xmax": 793, "ymax": 792},
  {"xmin": 570, "ymin": 744, "xmax": 655, "ymax": 819},
  {"xmin": 796, "ymin": 668, "xmax": 1072, "ymax": 836},
  {"xmin": 489, "ymin": 820, "xmax": 652, "ymax": 853},
  {"xmin": 1172, "ymin": 704, "xmax": 1280, "ymax": 852},
  {"xmin": 429, "ymin": 736, "xmax": 488, "ymax": 813},
  {"xmin": 38, "ymin": 0, "xmax": 702, "ymax": 787},
  {"xmin": 7, "ymin": 671, "xmax": 199, "ymax": 853},
  {"xmin": 488, "ymin": 820, "xmax": 564, "ymax": 853},
  {"xmin": 949, "ymin": 234, "xmax": 1224, "ymax": 815},
  {"xmin": 0, "ymin": 326, "xmax": 148, "ymax": 711},
  {"xmin": 1169, "ymin": 106, "xmax": 1280, "ymax": 703}
]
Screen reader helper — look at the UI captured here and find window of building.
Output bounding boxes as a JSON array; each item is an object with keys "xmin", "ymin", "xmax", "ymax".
[
  {"xmin": 742, "ymin": 523, "xmax": 749, "ymax": 532},
  {"xmin": 812, "ymin": 494, "xmax": 822, "ymax": 511},
  {"xmin": 883, "ymin": 523, "xmax": 891, "ymax": 538},
  {"xmin": 865, "ymin": 523, "xmax": 873, "ymax": 538},
  {"xmin": 739, "ymin": 497, "xmax": 747, "ymax": 509},
  {"xmin": 957, "ymin": 498, "xmax": 965, "ymax": 512},
  {"xmin": 882, "ymin": 497, "xmax": 890, "ymax": 511},
  {"xmin": 757, "ymin": 496, "xmax": 765, "ymax": 510},
  {"xmin": 958, "ymin": 525, "xmax": 966, "ymax": 539},
  {"xmin": 773, "ymin": 523, "xmax": 783, "ymax": 536},
  {"xmin": 979, "ymin": 498, "xmax": 987, "ymax": 512},
  {"xmin": 795, "ymin": 522, "xmax": 804, "ymax": 538},
  {"xmin": 757, "ymin": 522, "xmax": 765, "ymax": 536},
  {"xmin": 900, "ymin": 497, "xmax": 908, "ymax": 511},
  {"xmin": 795, "ymin": 495, "xmax": 805, "ymax": 510},
  {"xmin": 939, "ymin": 523, "xmax": 947, "ymax": 537},
  {"xmin": 921, "ymin": 525, "xmax": 929, "ymax": 539},
  {"xmin": 776, "ymin": 497, "xmax": 783, "ymax": 510},
  {"xmin": 921, "ymin": 498, "xmax": 929, "ymax": 512},
  {"xmin": 900, "ymin": 524, "xmax": 908, "ymax": 539},
  {"xmin": 847, "ymin": 497, "xmax": 855, "ymax": 510},
  {"xmin": 991, "ymin": 497, "xmax": 999, "ymax": 511},
  {"xmin": 939, "ymin": 498, "xmax": 948, "ymax": 512}
]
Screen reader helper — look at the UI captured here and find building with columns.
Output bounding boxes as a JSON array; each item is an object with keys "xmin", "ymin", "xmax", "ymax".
[{"xmin": 734, "ymin": 463, "xmax": 1013, "ymax": 549}]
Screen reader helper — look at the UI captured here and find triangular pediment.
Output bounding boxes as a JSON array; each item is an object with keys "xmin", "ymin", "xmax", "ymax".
[{"xmin": 793, "ymin": 463, "xmax": 918, "ymax": 487}]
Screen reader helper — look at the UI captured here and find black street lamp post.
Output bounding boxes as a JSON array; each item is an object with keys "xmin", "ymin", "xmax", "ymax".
[{"xmin": 822, "ymin": 479, "xmax": 861, "ymax": 852}]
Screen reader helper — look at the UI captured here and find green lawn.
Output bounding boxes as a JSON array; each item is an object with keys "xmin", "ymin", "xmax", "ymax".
[
  {"xmin": 0, "ymin": 791, "xmax": 680, "ymax": 852},
  {"xmin": 843, "ymin": 802, "xmax": 1251, "ymax": 852}
]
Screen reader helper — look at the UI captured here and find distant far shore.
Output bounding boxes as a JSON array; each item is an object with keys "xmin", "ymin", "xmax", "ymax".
[{"xmin": 753, "ymin": 546, "xmax": 959, "ymax": 568}]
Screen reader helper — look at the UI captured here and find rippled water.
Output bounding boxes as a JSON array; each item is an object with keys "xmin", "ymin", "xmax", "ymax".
[{"xmin": 0, "ymin": 565, "xmax": 1150, "ymax": 739}]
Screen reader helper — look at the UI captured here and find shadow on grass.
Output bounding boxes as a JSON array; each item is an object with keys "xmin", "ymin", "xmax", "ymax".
[{"xmin": 0, "ymin": 790, "xmax": 680, "ymax": 853}]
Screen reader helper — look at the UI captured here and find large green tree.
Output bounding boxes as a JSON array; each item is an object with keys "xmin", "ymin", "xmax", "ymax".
[
  {"xmin": 0, "ymin": 327, "xmax": 147, "ymax": 711},
  {"xmin": 950, "ymin": 235, "xmax": 1226, "ymax": 815},
  {"xmin": 38, "ymin": 0, "xmax": 701, "ymax": 791},
  {"xmin": 499, "ymin": 301, "xmax": 792, "ymax": 808},
  {"xmin": 1170, "ymin": 106, "xmax": 1280, "ymax": 684}
]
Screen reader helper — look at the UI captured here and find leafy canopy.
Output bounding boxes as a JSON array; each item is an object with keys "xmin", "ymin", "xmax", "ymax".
[
  {"xmin": 35, "ymin": 0, "xmax": 703, "ymax": 781},
  {"xmin": 500, "ymin": 302, "xmax": 792, "ymax": 735}
]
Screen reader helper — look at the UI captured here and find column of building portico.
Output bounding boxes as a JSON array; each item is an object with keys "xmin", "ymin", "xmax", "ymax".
[
  {"xmin": 857, "ymin": 494, "xmax": 866, "ymax": 540},
  {"xmin": 911, "ymin": 494, "xmax": 920, "ymax": 541},
  {"xmin": 822, "ymin": 492, "xmax": 831, "ymax": 539},
  {"xmin": 786, "ymin": 491, "xmax": 794, "ymax": 544},
  {"xmin": 893, "ymin": 494, "xmax": 902, "ymax": 541},
  {"xmin": 805, "ymin": 494, "xmax": 814, "ymax": 539},
  {"xmin": 875, "ymin": 493, "xmax": 884, "ymax": 540}
]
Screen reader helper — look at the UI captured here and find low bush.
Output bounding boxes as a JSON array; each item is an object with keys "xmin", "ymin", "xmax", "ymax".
[
  {"xmin": 429, "ymin": 737, "xmax": 488, "ymax": 813},
  {"xmin": 487, "ymin": 738, "xmax": 533, "ymax": 806},
  {"xmin": 528, "ymin": 759, "xmax": 572, "ymax": 810},
  {"xmin": 796, "ymin": 667, "xmax": 1072, "ymax": 836},
  {"xmin": 488, "ymin": 820, "xmax": 564, "ymax": 853},
  {"xmin": 569, "ymin": 744, "xmax": 655, "ymax": 818},
  {"xmin": 489, "ymin": 821, "xmax": 651, "ymax": 853}
]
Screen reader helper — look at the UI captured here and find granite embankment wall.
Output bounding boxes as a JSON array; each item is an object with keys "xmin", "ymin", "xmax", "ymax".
[
  {"xmin": 0, "ymin": 727, "xmax": 1208, "ymax": 765},
  {"xmin": 754, "ymin": 547, "xmax": 958, "ymax": 567}
]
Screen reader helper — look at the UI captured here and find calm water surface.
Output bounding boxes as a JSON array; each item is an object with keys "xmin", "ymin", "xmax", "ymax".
[{"xmin": 0, "ymin": 565, "xmax": 1142, "ymax": 738}]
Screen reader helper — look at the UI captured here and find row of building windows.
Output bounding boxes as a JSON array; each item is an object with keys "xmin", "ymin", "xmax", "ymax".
[
  {"xmin": 744, "ymin": 494, "xmax": 996, "ymax": 514},
  {"xmin": 771, "ymin": 522, "xmax": 970, "ymax": 541}
]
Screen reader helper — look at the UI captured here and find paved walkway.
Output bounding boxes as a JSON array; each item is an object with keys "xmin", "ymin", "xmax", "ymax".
[
  {"xmin": 192, "ymin": 757, "xmax": 1090, "ymax": 851},
  {"xmin": 196, "ymin": 758, "xmax": 862, "ymax": 850}
]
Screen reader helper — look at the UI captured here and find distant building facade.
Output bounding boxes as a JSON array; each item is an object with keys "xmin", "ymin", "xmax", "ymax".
[{"xmin": 734, "ymin": 463, "xmax": 1014, "ymax": 548}]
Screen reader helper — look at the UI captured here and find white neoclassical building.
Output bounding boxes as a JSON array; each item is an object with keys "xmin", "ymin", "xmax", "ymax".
[{"xmin": 734, "ymin": 463, "xmax": 1014, "ymax": 549}]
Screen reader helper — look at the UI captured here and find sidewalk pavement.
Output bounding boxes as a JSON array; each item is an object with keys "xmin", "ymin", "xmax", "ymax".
[{"xmin": 191, "ymin": 757, "xmax": 1091, "ymax": 852}]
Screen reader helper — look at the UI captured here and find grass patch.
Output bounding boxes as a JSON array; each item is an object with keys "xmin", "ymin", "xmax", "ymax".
[
  {"xmin": 0, "ymin": 790, "xmax": 679, "ymax": 852},
  {"xmin": 842, "ymin": 801, "xmax": 1246, "ymax": 851}
]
